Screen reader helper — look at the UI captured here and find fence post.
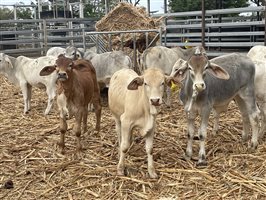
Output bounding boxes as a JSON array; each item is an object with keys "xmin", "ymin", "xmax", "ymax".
[
  {"xmin": 201, "ymin": 0, "xmax": 206, "ymax": 48},
  {"xmin": 42, "ymin": 19, "xmax": 48, "ymax": 55}
]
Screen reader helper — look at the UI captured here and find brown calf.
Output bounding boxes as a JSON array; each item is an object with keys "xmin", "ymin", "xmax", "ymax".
[{"xmin": 40, "ymin": 55, "xmax": 101, "ymax": 153}]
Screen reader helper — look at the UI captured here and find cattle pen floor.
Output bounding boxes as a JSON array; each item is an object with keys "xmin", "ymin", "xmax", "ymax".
[{"xmin": 1, "ymin": 74, "xmax": 266, "ymax": 200}]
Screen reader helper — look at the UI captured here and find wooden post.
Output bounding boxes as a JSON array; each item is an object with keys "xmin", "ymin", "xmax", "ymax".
[{"xmin": 201, "ymin": 0, "xmax": 206, "ymax": 48}]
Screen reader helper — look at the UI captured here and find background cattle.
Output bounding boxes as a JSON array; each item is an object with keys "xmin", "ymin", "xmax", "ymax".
[
  {"xmin": 247, "ymin": 45, "xmax": 266, "ymax": 61},
  {"xmin": 0, "ymin": 53, "xmax": 57, "ymax": 115},
  {"xmin": 140, "ymin": 46, "xmax": 198, "ymax": 106},
  {"xmin": 171, "ymin": 47, "xmax": 260, "ymax": 167},
  {"xmin": 247, "ymin": 46, "xmax": 266, "ymax": 139},
  {"xmin": 108, "ymin": 67, "xmax": 173, "ymax": 178},
  {"xmin": 84, "ymin": 50, "xmax": 132, "ymax": 90},
  {"xmin": 40, "ymin": 55, "xmax": 102, "ymax": 153},
  {"xmin": 46, "ymin": 47, "xmax": 66, "ymax": 57},
  {"xmin": 46, "ymin": 46, "xmax": 84, "ymax": 60}
]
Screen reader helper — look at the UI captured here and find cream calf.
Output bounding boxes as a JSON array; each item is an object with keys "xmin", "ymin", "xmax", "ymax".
[{"xmin": 108, "ymin": 68, "xmax": 173, "ymax": 178}]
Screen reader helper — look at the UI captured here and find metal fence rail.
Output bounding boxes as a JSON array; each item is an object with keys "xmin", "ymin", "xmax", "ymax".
[{"xmin": 155, "ymin": 6, "xmax": 266, "ymax": 56}]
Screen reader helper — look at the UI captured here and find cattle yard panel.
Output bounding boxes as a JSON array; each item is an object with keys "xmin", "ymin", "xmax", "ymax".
[
  {"xmin": 1, "ymin": 5, "xmax": 265, "ymax": 58},
  {"xmin": 85, "ymin": 29, "xmax": 162, "ymax": 70},
  {"xmin": 153, "ymin": 6, "xmax": 266, "ymax": 56},
  {"xmin": 0, "ymin": 18, "xmax": 97, "ymax": 57}
]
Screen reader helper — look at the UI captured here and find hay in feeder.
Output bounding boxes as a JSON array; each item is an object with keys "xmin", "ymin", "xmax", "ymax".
[{"xmin": 95, "ymin": 2, "xmax": 163, "ymax": 52}]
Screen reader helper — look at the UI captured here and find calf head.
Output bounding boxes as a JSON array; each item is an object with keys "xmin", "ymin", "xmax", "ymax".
[
  {"xmin": 65, "ymin": 46, "xmax": 83, "ymax": 60},
  {"xmin": 170, "ymin": 47, "xmax": 230, "ymax": 95},
  {"xmin": 0, "ymin": 53, "xmax": 13, "ymax": 70},
  {"xmin": 127, "ymin": 68, "xmax": 173, "ymax": 106},
  {"xmin": 39, "ymin": 55, "xmax": 75, "ymax": 81}
]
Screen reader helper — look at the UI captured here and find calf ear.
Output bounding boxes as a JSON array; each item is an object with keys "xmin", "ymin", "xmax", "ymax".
[
  {"xmin": 165, "ymin": 76, "xmax": 178, "ymax": 87},
  {"xmin": 5, "ymin": 55, "xmax": 13, "ymax": 68},
  {"xmin": 39, "ymin": 66, "xmax": 56, "ymax": 76},
  {"xmin": 171, "ymin": 59, "xmax": 188, "ymax": 82},
  {"xmin": 208, "ymin": 62, "xmax": 230, "ymax": 80},
  {"xmin": 127, "ymin": 77, "xmax": 144, "ymax": 90}
]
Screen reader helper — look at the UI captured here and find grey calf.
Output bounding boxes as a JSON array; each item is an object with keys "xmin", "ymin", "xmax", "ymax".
[{"xmin": 171, "ymin": 47, "xmax": 260, "ymax": 166}]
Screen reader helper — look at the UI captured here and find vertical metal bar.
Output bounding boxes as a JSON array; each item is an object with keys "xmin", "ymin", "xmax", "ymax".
[
  {"xmin": 145, "ymin": 32, "xmax": 149, "ymax": 49},
  {"xmin": 121, "ymin": 33, "xmax": 124, "ymax": 51},
  {"xmin": 43, "ymin": 20, "xmax": 48, "ymax": 54},
  {"xmin": 164, "ymin": 17, "xmax": 167, "ymax": 46},
  {"xmin": 133, "ymin": 33, "xmax": 137, "ymax": 72},
  {"xmin": 82, "ymin": 29, "xmax": 86, "ymax": 50},
  {"xmin": 201, "ymin": 0, "xmax": 206, "ymax": 48},
  {"xmin": 105, "ymin": 0, "xmax": 108, "ymax": 15},
  {"xmin": 108, "ymin": 34, "xmax": 112, "ymax": 51},
  {"xmin": 218, "ymin": 0, "xmax": 222, "ymax": 51},
  {"xmin": 96, "ymin": 34, "xmax": 99, "ymax": 53},
  {"xmin": 159, "ymin": 28, "xmax": 162, "ymax": 46},
  {"xmin": 164, "ymin": 0, "xmax": 167, "ymax": 13},
  {"xmin": 147, "ymin": 0, "xmax": 150, "ymax": 16}
]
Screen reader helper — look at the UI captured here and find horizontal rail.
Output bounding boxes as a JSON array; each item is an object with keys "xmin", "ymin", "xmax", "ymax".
[
  {"xmin": 166, "ymin": 31, "xmax": 265, "ymax": 37},
  {"xmin": 166, "ymin": 42, "xmax": 264, "ymax": 47},
  {"xmin": 153, "ymin": 6, "xmax": 265, "ymax": 18}
]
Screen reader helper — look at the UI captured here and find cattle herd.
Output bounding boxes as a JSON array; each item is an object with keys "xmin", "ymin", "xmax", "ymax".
[{"xmin": 0, "ymin": 44, "xmax": 266, "ymax": 179}]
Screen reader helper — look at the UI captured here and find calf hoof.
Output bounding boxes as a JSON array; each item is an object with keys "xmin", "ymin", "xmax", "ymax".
[
  {"xmin": 117, "ymin": 168, "xmax": 125, "ymax": 176},
  {"xmin": 211, "ymin": 130, "xmax": 218, "ymax": 136},
  {"xmin": 148, "ymin": 167, "xmax": 158, "ymax": 179},
  {"xmin": 248, "ymin": 142, "xmax": 258, "ymax": 152},
  {"xmin": 196, "ymin": 160, "xmax": 208, "ymax": 168},
  {"xmin": 148, "ymin": 171, "xmax": 158, "ymax": 179},
  {"xmin": 183, "ymin": 153, "xmax": 192, "ymax": 161},
  {"xmin": 241, "ymin": 132, "xmax": 249, "ymax": 142}
]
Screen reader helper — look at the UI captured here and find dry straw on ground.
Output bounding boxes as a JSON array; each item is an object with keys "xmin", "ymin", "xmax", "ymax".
[
  {"xmin": 1, "ymin": 74, "xmax": 266, "ymax": 199},
  {"xmin": 95, "ymin": 2, "xmax": 163, "ymax": 52}
]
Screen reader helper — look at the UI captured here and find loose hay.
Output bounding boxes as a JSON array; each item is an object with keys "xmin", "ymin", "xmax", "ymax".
[{"xmin": 1, "ymin": 73, "xmax": 266, "ymax": 199}]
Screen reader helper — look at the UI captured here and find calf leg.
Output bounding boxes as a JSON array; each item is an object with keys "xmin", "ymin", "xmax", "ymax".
[
  {"xmin": 259, "ymin": 101, "xmax": 266, "ymax": 139},
  {"xmin": 197, "ymin": 108, "xmax": 211, "ymax": 167},
  {"xmin": 74, "ymin": 112, "xmax": 83, "ymax": 151},
  {"xmin": 165, "ymin": 86, "xmax": 172, "ymax": 107},
  {"xmin": 234, "ymin": 96, "xmax": 251, "ymax": 142},
  {"xmin": 185, "ymin": 111, "xmax": 196, "ymax": 160},
  {"xmin": 212, "ymin": 104, "xmax": 228, "ymax": 135},
  {"xmin": 82, "ymin": 107, "xmax": 88, "ymax": 133},
  {"xmin": 236, "ymin": 94, "xmax": 260, "ymax": 150},
  {"xmin": 45, "ymin": 87, "xmax": 56, "ymax": 115},
  {"xmin": 59, "ymin": 115, "xmax": 67, "ymax": 154},
  {"xmin": 212, "ymin": 109, "xmax": 220, "ymax": 136},
  {"xmin": 92, "ymin": 96, "xmax": 102, "ymax": 132},
  {"xmin": 117, "ymin": 117, "xmax": 131, "ymax": 176},
  {"xmin": 145, "ymin": 128, "xmax": 158, "ymax": 179},
  {"xmin": 115, "ymin": 118, "xmax": 122, "ymax": 147},
  {"xmin": 27, "ymin": 84, "xmax": 32, "ymax": 111},
  {"xmin": 20, "ymin": 81, "xmax": 29, "ymax": 114}
]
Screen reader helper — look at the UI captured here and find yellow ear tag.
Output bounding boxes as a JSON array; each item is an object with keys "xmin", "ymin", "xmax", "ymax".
[{"xmin": 171, "ymin": 81, "xmax": 178, "ymax": 92}]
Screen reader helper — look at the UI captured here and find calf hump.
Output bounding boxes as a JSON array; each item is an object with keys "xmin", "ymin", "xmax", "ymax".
[{"xmin": 73, "ymin": 59, "xmax": 95, "ymax": 73}]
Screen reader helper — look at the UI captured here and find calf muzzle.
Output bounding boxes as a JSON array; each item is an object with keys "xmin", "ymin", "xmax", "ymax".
[{"xmin": 150, "ymin": 98, "xmax": 161, "ymax": 106}]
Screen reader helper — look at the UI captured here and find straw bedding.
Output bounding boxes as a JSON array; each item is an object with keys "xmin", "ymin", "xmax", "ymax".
[{"xmin": 1, "ymin": 74, "xmax": 266, "ymax": 200}]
